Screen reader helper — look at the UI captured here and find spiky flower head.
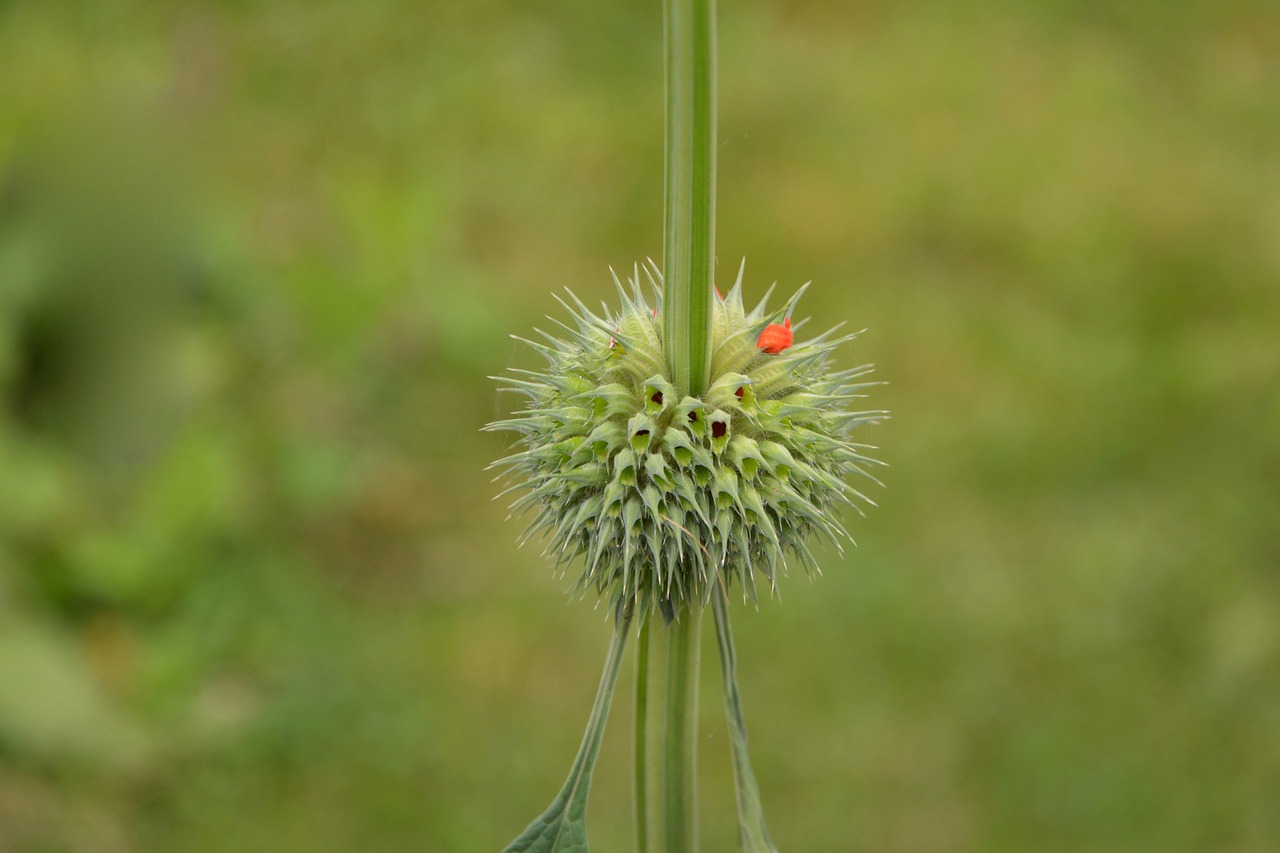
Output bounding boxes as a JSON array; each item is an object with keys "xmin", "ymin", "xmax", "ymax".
[{"xmin": 487, "ymin": 262, "xmax": 885, "ymax": 621}]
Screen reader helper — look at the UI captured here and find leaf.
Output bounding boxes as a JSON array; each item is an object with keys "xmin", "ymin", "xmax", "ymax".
[
  {"xmin": 503, "ymin": 612, "xmax": 632, "ymax": 853},
  {"xmin": 712, "ymin": 589, "xmax": 779, "ymax": 853}
]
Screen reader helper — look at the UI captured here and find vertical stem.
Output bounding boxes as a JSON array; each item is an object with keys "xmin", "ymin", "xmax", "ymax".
[
  {"xmin": 636, "ymin": 0, "xmax": 716, "ymax": 847},
  {"xmin": 633, "ymin": 617, "xmax": 651, "ymax": 853},
  {"xmin": 639, "ymin": 615, "xmax": 662, "ymax": 852},
  {"xmin": 638, "ymin": 609, "xmax": 703, "ymax": 853},
  {"xmin": 662, "ymin": 607, "xmax": 702, "ymax": 851},
  {"xmin": 662, "ymin": 0, "xmax": 717, "ymax": 397}
]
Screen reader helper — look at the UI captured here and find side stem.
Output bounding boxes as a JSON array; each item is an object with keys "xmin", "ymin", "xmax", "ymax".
[
  {"xmin": 503, "ymin": 610, "xmax": 633, "ymax": 852},
  {"xmin": 712, "ymin": 586, "xmax": 778, "ymax": 852}
]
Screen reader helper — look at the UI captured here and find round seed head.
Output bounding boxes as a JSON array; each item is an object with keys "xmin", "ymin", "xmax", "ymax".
[{"xmin": 487, "ymin": 263, "xmax": 885, "ymax": 621}]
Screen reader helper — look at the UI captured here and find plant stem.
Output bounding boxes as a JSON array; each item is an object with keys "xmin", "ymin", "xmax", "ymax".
[
  {"xmin": 503, "ymin": 610, "xmax": 633, "ymax": 852},
  {"xmin": 635, "ymin": 0, "xmax": 716, "ymax": 848},
  {"xmin": 637, "ymin": 608, "xmax": 703, "ymax": 852},
  {"xmin": 712, "ymin": 586, "xmax": 778, "ymax": 852},
  {"xmin": 633, "ymin": 617, "xmax": 652, "ymax": 853},
  {"xmin": 662, "ymin": 0, "xmax": 717, "ymax": 397},
  {"xmin": 663, "ymin": 607, "xmax": 702, "ymax": 850}
]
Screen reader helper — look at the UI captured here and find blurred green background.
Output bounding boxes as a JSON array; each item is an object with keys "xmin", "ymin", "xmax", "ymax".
[{"xmin": 1, "ymin": 1, "xmax": 1278, "ymax": 850}]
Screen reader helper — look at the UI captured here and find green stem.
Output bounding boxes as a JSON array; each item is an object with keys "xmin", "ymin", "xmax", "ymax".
[
  {"xmin": 712, "ymin": 587, "xmax": 778, "ymax": 852},
  {"xmin": 663, "ymin": 607, "xmax": 702, "ymax": 851},
  {"xmin": 637, "ymin": 608, "xmax": 703, "ymax": 853},
  {"xmin": 634, "ymin": 0, "xmax": 717, "ymax": 847},
  {"xmin": 633, "ymin": 617, "xmax": 651, "ymax": 853},
  {"xmin": 662, "ymin": 0, "xmax": 717, "ymax": 397},
  {"xmin": 504, "ymin": 610, "xmax": 633, "ymax": 852}
]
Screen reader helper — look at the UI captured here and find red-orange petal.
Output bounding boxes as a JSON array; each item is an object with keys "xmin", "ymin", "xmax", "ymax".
[{"xmin": 756, "ymin": 317, "xmax": 793, "ymax": 354}]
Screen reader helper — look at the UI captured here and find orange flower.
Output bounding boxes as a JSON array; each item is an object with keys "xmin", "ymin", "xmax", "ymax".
[{"xmin": 756, "ymin": 317, "xmax": 793, "ymax": 354}]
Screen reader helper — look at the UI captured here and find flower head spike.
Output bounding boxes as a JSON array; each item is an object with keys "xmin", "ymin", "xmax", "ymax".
[{"xmin": 486, "ymin": 264, "xmax": 885, "ymax": 621}]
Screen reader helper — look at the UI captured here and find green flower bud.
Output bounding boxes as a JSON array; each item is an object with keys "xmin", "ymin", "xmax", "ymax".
[{"xmin": 487, "ymin": 263, "xmax": 885, "ymax": 620}]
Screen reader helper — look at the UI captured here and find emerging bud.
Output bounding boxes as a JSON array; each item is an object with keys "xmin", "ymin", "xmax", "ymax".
[{"xmin": 756, "ymin": 317, "xmax": 793, "ymax": 354}]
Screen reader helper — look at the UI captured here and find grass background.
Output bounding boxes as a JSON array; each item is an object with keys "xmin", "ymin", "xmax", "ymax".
[{"xmin": 1, "ymin": 0, "xmax": 1278, "ymax": 850}]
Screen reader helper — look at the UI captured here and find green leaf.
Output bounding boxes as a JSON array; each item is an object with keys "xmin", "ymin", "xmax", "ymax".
[
  {"xmin": 712, "ymin": 590, "xmax": 779, "ymax": 853},
  {"xmin": 503, "ymin": 612, "xmax": 632, "ymax": 853}
]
